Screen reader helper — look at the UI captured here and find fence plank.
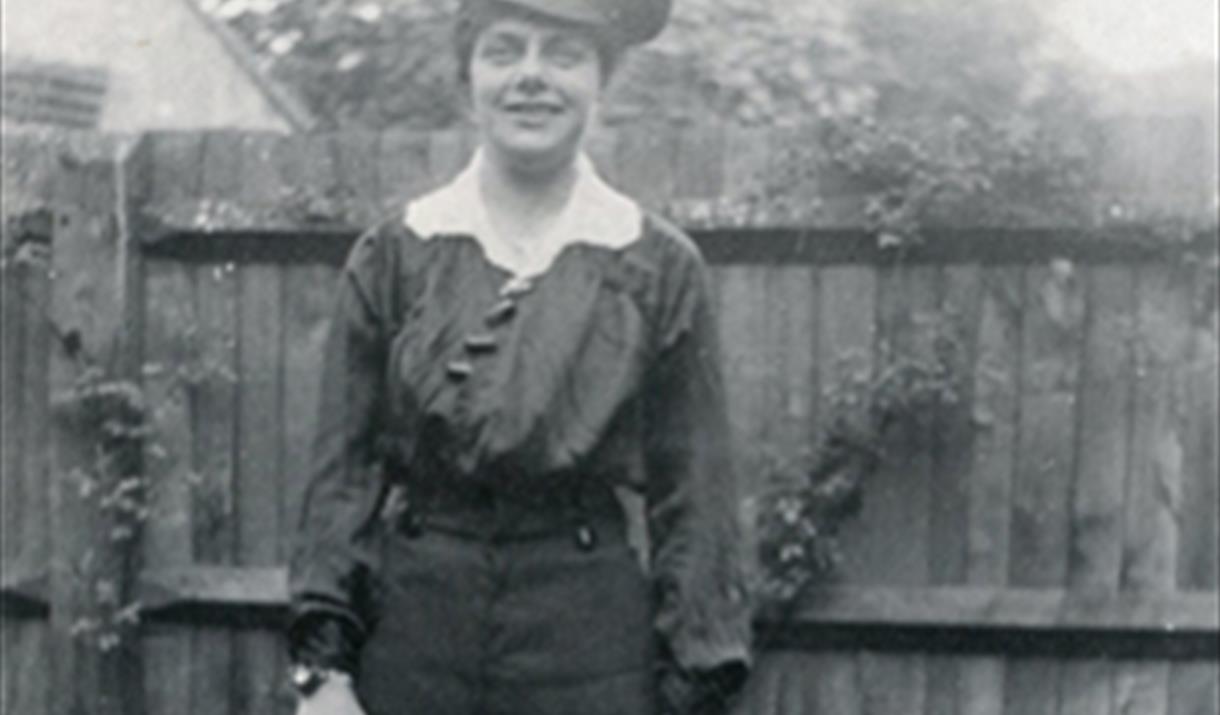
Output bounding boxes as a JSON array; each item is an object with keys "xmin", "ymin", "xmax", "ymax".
[
  {"xmin": 1007, "ymin": 262, "xmax": 1086, "ymax": 715},
  {"xmin": 863, "ymin": 263, "xmax": 936, "ymax": 585},
  {"xmin": 817, "ymin": 265, "xmax": 874, "ymax": 590},
  {"xmin": 805, "ymin": 652, "xmax": 861, "ymax": 715},
  {"xmin": 1169, "ymin": 662, "xmax": 1219, "ymax": 715},
  {"xmin": 960, "ymin": 267, "xmax": 1022, "ymax": 715},
  {"xmin": 1061, "ymin": 266, "xmax": 1136, "ymax": 715},
  {"xmin": 1011, "ymin": 263, "xmax": 1084, "ymax": 588},
  {"xmin": 768, "ymin": 267, "xmax": 820, "ymax": 458},
  {"xmin": 46, "ymin": 141, "xmax": 143, "ymax": 715},
  {"xmin": 1069, "ymin": 265, "xmax": 1136, "ymax": 589},
  {"xmin": 232, "ymin": 263, "xmax": 287, "ymax": 715},
  {"xmin": 923, "ymin": 656, "xmax": 960, "ymax": 715},
  {"xmin": 187, "ymin": 261, "xmax": 239, "ymax": 715},
  {"xmin": 2, "ymin": 258, "xmax": 51, "ymax": 715},
  {"xmin": 1114, "ymin": 661, "xmax": 1172, "ymax": 715},
  {"xmin": 1116, "ymin": 263, "xmax": 1193, "ymax": 715},
  {"xmin": 859, "ymin": 652, "xmax": 925, "ymax": 715},
  {"xmin": 1177, "ymin": 264, "xmax": 1219, "ymax": 592},
  {"xmin": 930, "ymin": 265, "xmax": 982, "ymax": 585},
  {"xmin": 857, "ymin": 258, "xmax": 933, "ymax": 715},
  {"xmin": 278, "ymin": 265, "xmax": 337, "ymax": 559},
  {"xmin": 716, "ymin": 266, "xmax": 773, "ymax": 474},
  {"xmin": 140, "ymin": 259, "xmax": 197, "ymax": 715}
]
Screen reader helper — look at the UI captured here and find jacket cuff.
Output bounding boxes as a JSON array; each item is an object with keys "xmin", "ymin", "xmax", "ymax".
[{"xmin": 287, "ymin": 611, "xmax": 365, "ymax": 675}]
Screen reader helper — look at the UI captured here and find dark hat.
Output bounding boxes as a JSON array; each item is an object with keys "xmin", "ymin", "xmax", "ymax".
[{"xmin": 467, "ymin": 0, "xmax": 672, "ymax": 45}]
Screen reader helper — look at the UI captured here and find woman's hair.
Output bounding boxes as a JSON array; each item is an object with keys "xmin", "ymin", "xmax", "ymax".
[{"xmin": 453, "ymin": 0, "xmax": 624, "ymax": 85}]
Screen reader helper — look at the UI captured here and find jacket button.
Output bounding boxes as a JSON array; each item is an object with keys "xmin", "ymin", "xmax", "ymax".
[
  {"xmin": 484, "ymin": 299, "xmax": 517, "ymax": 326},
  {"xmin": 445, "ymin": 360, "xmax": 473, "ymax": 381},
  {"xmin": 464, "ymin": 333, "xmax": 497, "ymax": 354},
  {"xmin": 575, "ymin": 524, "xmax": 597, "ymax": 551}
]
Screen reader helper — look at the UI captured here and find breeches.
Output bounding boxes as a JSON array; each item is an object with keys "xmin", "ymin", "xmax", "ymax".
[{"xmin": 355, "ymin": 499, "xmax": 657, "ymax": 715}]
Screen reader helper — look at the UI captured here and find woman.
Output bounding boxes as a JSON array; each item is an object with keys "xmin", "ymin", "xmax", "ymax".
[{"xmin": 287, "ymin": 1, "xmax": 752, "ymax": 713}]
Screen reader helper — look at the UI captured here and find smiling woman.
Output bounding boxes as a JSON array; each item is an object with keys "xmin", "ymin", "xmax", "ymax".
[{"xmin": 285, "ymin": 1, "xmax": 753, "ymax": 715}]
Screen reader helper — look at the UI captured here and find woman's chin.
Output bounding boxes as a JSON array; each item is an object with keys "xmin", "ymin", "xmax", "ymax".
[{"xmin": 491, "ymin": 136, "xmax": 581, "ymax": 175}]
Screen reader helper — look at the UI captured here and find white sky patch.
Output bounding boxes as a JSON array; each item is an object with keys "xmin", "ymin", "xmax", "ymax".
[{"xmin": 1048, "ymin": 0, "xmax": 1218, "ymax": 73}]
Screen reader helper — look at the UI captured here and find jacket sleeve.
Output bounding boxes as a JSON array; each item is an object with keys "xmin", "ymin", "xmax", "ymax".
[
  {"xmin": 642, "ymin": 232, "xmax": 753, "ymax": 679},
  {"xmin": 287, "ymin": 229, "xmax": 398, "ymax": 670}
]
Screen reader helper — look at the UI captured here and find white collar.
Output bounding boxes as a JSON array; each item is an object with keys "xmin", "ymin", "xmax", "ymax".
[{"xmin": 404, "ymin": 150, "xmax": 642, "ymax": 277}]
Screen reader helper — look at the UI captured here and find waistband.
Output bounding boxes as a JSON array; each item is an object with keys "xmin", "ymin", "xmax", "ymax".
[{"xmin": 381, "ymin": 474, "xmax": 628, "ymax": 545}]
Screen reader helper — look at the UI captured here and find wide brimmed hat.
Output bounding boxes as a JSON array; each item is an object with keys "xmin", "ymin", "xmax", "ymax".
[{"xmin": 465, "ymin": 0, "xmax": 672, "ymax": 45}]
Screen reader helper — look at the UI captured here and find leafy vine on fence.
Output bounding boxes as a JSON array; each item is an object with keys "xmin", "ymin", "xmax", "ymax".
[{"xmin": 754, "ymin": 309, "xmax": 969, "ymax": 615}]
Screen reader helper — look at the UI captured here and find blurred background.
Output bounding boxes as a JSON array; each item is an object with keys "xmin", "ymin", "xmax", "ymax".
[{"xmin": 2, "ymin": 0, "xmax": 1216, "ymax": 133}]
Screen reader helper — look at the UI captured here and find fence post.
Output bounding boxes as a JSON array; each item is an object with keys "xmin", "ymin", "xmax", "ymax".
[{"xmin": 46, "ymin": 135, "xmax": 145, "ymax": 715}]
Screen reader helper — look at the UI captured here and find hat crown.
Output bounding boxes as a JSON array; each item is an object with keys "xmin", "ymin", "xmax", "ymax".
[{"xmin": 484, "ymin": 0, "xmax": 672, "ymax": 44}]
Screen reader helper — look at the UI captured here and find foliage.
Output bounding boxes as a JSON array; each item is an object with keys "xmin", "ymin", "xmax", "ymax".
[
  {"xmin": 205, "ymin": 0, "xmax": 1113, "ymax": 235},
  {"xmin": 754, "ymin": 309, "xmax": 967, "ymax": 613}
]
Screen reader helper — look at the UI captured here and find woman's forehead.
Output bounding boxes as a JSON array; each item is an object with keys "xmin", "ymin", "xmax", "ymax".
[{"xmin": 476, "ymin": 15, "xmax": 599, "ymax": 44}]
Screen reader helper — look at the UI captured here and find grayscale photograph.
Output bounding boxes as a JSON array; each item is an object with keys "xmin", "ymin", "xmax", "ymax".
[{"xmin": 1, "ymin": 0, "xmax": 1217, "ymax": 713}]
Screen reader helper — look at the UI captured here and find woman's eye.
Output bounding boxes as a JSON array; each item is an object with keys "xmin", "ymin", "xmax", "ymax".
[
  {"xmin": 546, "ymin": 42, "xmax": 591, "ymax": 67},
  {"xmin": 480, "ymin": 41, "xmax": 523, "ymax": 64}
]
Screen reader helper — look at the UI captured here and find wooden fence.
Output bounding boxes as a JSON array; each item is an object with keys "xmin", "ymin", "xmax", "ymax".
[{"xmin": 2, "ymin": 126, "xmax": 1217, "ymax": 715}]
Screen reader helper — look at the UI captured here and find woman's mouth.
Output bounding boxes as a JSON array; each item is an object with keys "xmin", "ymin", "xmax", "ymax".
[{"xmin": 502, "ymin": 102, "xmax": 564, "ymax": 119}]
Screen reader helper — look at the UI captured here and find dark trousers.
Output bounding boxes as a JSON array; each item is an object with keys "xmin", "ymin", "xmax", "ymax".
[{"xmin": 356, "ymin": 495, "xmax": 657, "ymax": 715}]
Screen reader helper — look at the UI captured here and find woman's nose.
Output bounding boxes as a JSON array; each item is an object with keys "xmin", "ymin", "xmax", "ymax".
[{"xmin": 512, "ymin": 47, "xmax": 548, "ymax": 91}]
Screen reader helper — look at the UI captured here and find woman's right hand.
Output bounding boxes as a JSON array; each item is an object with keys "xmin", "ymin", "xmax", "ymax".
[{"xmin": 294, "ymin": 678, "xmax": 366, "ymax": 715}]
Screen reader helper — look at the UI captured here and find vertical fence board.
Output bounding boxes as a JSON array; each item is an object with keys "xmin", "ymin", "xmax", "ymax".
[
  {"xmin": 1115, "ymin": 263, "xmax": 1192, "ymax": 715},
  {"xmin": 817, "ymin": 265, "xmax": 875, "ymax": 583},
  {"xmin": 716, "ymin": 267, "xmax": 773, "ymax": 478},
  {"xmin": 930, "ymin": 265, "xmax": 982, "ymax": 586},
  {"xmin": 961, "ymin": 267, "xmax": 1023, "ymax": 714},
  {"xmin": 1124, "ymin": 262, "xmax": 1189, "ymax": 591},
  {"xmin": 923, "ymin": 656, "xmax": 961, "ymax": 715},
  {"xmin": 859, "ymin": 651, "xmax": 925, "ymax": 715},
  {"xmin": 1058, "ymin": 660, "xmax": 1114, "ymax": 715},
  {"xmin": 188, "ymin": 261, "xmax": 239, "ymax": 715},
  {"xmin": 1177, "ymin": 263, "xmax": 1219, "ymax": 592},
  {"xmin": 860, "ymin": 264, "xmax": 935, "ymax": 712},
  {"xmin": 233, "ymin": 264, "xmax": 287, "ymax": 715},
  {"xmin": 1168, "ymin": 662, "xmax": 1219, "ymax": 715},
  {"xmin": 865, "ymin": 263, "xmax": 936, "ymax": 586},
  {"xmin": 18, "ymin": 250, "xmax": 52, "ymax": 715},
  {"xmin": 957, "ymin": 656, "xmax": 1005, "ymax": 715},
  {"xmin": 141, "ymin": 259, "xmax": 198, "ymax": 715},
  {"xmin": 278, "ymin": 265, "xmax": 337, "ymax": 559},
  {"xmin": 1114, "ymin": 661, "xmax": 1172, "ymax": 715},
  {"xmin": 806, "ymin": 652, "xmax": 861, "ymax": 715},
  {"xmin": 1007, "ymin": 262, "xmax": 1085, "ymax": 715},
  {"xmin": 1069, "ymin": 265, "xmax": 1136, "ymax": 589},
  {"xmin": 46, "ymin": 139, "xmax": 145, "ymax": 715},
  {"xmin": 1011, "ymin": 263, "xmax": 1084, "ymax": 588},
  {"xmin": 1060, "ymin": 266, "xmax": 1135, "ymax": 715},
  {"xmin": 769, "ymin": 267, "xmax": 819, "ymax": 459}
]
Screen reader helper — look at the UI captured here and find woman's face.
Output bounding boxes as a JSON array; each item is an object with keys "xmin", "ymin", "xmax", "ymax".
[{"xmin": 468, "ymin": 15, "xmax": 603, "ymax": 175}]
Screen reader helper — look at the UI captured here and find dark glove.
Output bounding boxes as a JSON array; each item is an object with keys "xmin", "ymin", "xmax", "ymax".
[
  {"xmin": 658, "ymin": 661, "xmax": 749, "ymax": 715},
  {"xmin": 287, "ymin": 613, "xmax": 363, "ymax": 675}
]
